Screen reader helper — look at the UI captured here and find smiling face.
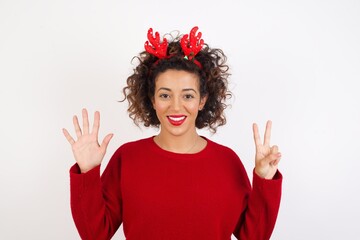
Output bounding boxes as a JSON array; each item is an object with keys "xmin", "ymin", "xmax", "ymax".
[{"xmin": 152, "ymin": 69, "xmax": 207, "ymax": 138}]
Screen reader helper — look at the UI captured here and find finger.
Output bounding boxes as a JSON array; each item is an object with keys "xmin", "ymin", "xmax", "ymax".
[
  {"xmin": 271, "ymin": 146, "xmax": 281, "ymax": 162},
  {"xmin": 73, "ymin": 115, "xmax": 82, "ymax": 138},
  {"xmin": 92, "ymin": 111, "xmax": 100, "ymax": 137},
  {"xmin": 263, "ymin": 151, "xmax": 281, "ymax": 165},
  {"xmin": 272, "ymin": 157, "xmax": 281, "ymax": 166},
  {"xmin": 100, "ymin": 133, "xmax": 114, "ymax": 152},
  {"xmin": 271, "ymin": 145, "xmax": 278, "ymax": 154},
  {"xmin": 62, "ymin": 128, "xmax": 75, "ymax": 145},
  {"xmin": 82, "ymin": 108, "xmax": 90, "ymax": 134},
  {"xmin": 264, "ymin": 120, "xmax": 272, "ymax": 146},
  {"xmin": 252, "ymin": 123, "xmax": 261, "ymax": 147}
]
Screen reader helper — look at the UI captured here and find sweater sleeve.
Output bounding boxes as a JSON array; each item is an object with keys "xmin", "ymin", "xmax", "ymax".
[
  {"xmin": 236, "ymin": 170, "xmax": 282, "ymax": 240},
  {"xmin": 69, "ymin": 149, "xmax": 123, "ymax": 240}
]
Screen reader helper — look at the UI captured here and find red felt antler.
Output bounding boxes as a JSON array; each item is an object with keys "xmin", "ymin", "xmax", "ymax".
[
  {"xmin": 180, "ymin": 26, "xmax": 204, "ymax": 60},
  {"xmin": 144, "ymin": 28, "xmax": 168, "ymax": 59}
]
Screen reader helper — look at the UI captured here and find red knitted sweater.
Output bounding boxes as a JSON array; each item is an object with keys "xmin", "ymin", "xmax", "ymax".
[{"xmin": 70, "ymin": 137, "xmax": 282, "ymax": 240}]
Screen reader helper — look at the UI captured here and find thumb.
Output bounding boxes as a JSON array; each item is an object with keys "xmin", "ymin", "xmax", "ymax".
[
  {"xmin": 100, "ymin": 133, "xmax": 114, "ymax": 152},
  {"xmin": 263, "ymin": 145, "xmax": 281, "ymax": 164}
]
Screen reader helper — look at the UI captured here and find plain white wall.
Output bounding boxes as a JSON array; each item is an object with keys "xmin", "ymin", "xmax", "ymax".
[{"xmin": 1, "ymin": 0, "xmax": 359, "ymax": 239}]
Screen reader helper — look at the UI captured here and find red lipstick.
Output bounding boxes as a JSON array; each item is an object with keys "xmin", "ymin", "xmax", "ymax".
[{"xmin": 167, "ymin": 115, "xmax": 186, "ymax": 126}]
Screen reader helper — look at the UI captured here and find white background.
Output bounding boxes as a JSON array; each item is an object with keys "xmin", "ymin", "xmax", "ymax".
[{"xmin": 1, "ymin": 0, "xmax": 359, "ymax": 239}]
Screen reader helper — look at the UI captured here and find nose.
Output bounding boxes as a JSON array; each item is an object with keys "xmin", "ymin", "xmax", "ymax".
[{"xmin": 171, "ymin": 96, "xmax": 181, "ymax": 111}]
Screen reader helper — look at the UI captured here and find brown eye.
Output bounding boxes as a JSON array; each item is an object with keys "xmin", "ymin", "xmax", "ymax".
[
  {"xmin": 159, "ymin": 93, "xmax": 170, "ymax": 99},
  {"xmin": 184, "ymin": 94, "xmax": 195, "ymax": 100}
]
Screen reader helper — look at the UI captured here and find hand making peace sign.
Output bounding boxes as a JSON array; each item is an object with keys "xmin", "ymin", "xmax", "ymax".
[{"xmin": 253, "ymin": 120, "xmax": 281, "ymax": 180}]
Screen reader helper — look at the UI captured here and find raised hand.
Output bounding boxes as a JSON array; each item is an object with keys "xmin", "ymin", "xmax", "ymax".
[
  {"xmin": 63, "ymin": 108, "xmax": 113, "ymax": 173},
  {"xmin": 252, "ymin": 120, "xmax": 281, "ymax": 179}
]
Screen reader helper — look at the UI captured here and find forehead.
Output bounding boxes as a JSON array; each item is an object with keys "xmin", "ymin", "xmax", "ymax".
[{"xmin": 155, "ymin": 70, "xmax": 200, "ymax": 89}]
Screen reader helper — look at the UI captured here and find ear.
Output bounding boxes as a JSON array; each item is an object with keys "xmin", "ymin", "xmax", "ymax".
[{"xmin": 199, "ymin": 94, "xmax": 208, "ymax": 110}]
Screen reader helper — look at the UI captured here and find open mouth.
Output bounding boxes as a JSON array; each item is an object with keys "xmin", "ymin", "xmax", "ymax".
[{"xmin": 167, "ymin": 115, "xmax": 187, "ymax": 126}]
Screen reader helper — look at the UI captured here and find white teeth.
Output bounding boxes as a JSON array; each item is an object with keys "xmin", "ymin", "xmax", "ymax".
[{"xmin": 168, "ymin": 116, "xmax": 186, "ymax": 122}]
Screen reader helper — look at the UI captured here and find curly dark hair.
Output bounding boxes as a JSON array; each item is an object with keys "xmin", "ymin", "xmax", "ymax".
[{"xmin": 121, "ymin": 32, "xmax": 232, "ymax": 133}]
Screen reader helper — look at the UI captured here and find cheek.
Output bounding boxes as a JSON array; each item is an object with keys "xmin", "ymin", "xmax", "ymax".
[
  {"xmin": 186, "ymin": 102, "xmax": 201, "ymax": 113},
  {"xmin": 153, "ymin": 100, "xmax": 168, "ymax": 113}
]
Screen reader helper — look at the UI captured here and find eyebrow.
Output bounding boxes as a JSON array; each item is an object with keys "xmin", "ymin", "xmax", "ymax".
[{"xmin": 157, "ymin": 87, "xmax": 197, "ymax": 93}]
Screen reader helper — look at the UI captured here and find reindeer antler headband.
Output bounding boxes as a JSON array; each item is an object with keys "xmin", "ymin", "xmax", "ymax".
[{"xmin": 144, "ymin": 26, "xmax": 204, "ymax": 68}]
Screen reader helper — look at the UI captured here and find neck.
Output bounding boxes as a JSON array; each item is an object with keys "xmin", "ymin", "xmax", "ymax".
[{"xmin": 155, "ymin": 131, "xmax": 200, "ymax": 153}]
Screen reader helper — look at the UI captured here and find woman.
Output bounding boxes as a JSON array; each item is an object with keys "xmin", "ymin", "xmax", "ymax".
[{"xmin": 63, "ymin": 26, "xmax": 282, "ymax": 240}]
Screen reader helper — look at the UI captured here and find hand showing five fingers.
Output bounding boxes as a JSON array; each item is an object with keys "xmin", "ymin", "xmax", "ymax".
[
  {"xmin": 63, "ymin": 109, "xmax": 113, "ymax": 173},
  {"xmin": 253, "ymin": 120, "xmax": 281, "ymax": 180}
]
